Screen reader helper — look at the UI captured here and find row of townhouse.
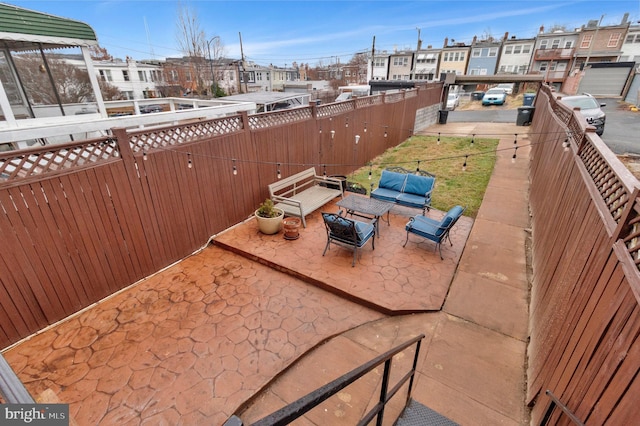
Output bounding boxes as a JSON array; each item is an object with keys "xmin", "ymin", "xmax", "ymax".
[
  {"xmin": 370, "ymin": 14, "xmax": 639, "ymax": 94},
  {"xmin": 60, "ymin": 55, "xmax": 304, "ymax": 101}
]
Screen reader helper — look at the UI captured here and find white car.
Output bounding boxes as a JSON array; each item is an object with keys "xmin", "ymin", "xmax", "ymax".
[
  {"xmin": 495, "ymin": 83, "xmax": 514, "ymax": 95},
  {"xmin": 446, "ymin": 93, "xmax": 460, "ymax": 110}
]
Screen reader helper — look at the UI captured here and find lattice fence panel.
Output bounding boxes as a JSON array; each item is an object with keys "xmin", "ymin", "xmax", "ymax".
[
  {"xmin": 0, "ymin": 138, "xmax": 119, "ymax": 183},
  {"xmin": 129, "ymin": 116, "xmax": 243, "ymax": 153},
  {"xmin": 579, "ymin": 138, "xmax": 630, "ymax": 223},
  {"xmin": 316, "ymin": 102, "xmax": 355, "ymax": 118},
  {"xmin": 248, "ymin": 107, "xmax": 312, "ymax": 130}
]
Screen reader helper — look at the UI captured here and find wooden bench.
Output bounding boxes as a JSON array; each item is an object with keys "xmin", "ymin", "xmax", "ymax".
[{"xmin": 268, "ymin": 167, "xmax": 344, "ymax": 227}]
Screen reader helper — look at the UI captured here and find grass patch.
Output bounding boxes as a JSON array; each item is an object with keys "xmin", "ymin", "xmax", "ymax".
[{"xmin": 346, "ymin": 134, "xmax": 499, "ymax": 218}]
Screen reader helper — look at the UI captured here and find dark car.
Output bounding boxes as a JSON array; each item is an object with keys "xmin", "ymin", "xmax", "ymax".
[
  {"xmin": 139, "ymin": 104, "xmax": 163, "ymax": 114},
  {"xmin": 558, "ymin": 93, "xmax": 606, "ymax": 136}
]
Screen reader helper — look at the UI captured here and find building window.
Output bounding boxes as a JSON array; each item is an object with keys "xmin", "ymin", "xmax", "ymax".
[
  {"xmin": 539, "ymin": 62, "xmax": 548, "ymax": 72},
  {"xmin": 472, "ymin": 49, "xmax": 481, "ymax": 57},
  {"xmin": 374, "ymin": 58, "xmax": 385, "ymax": 67},
  {"xmin": 540, "ymin": 40, "xmax": 548, "ymax": 49},
  {"xmin": 608, "ymin": 33, "xmax": 622, "ymax": 47},
  {"xmin": 523, "ymin": 44, "xmax": 531, "ymax": 53},
  {"xmin": 564, "ymin": 41, "xmax": 573, "ymax": 48},
  {"xmin": 170, "ymin": 70, "xmax": 178, "ymax": 82},
  {"xmin": 122, "ymin": 91, "xmax": 133, "ymax": 100},
  {"xmin": 138, "ymin": 71, "xmax": 147, "ymax": 82},
  {"xmin": 551, "ymin": 39, "xmax": 560, "ymax": 49},
  {"xmin": 505, "ymin": 46, "xmax": 513, "ymax": 54},
  {"xmin": 513, "ymin": 45, "xmax": 522, "ymax": 54},
  {"xmin": 392, "ymin": 57, "xmax": 408, "ymax": 66},
  {"xmin": 99, "ymin": 69, "xmax": 112, "ymax": 82},
  {"xmin": 122, "ymin": 70, "xmax": 129, "ymax": 81},
  {"xmin": 580, "ymin": 34, "xmax": 593, "ymax": 49},
  {"xmin": 488, "ymin": 47, "xmax": 498, "ymax": 57}
]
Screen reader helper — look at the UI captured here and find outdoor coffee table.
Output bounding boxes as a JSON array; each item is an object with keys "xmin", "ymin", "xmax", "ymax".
[{"xmin": 336, "ymin": 194, "xmax": 393, "ymax": 236}]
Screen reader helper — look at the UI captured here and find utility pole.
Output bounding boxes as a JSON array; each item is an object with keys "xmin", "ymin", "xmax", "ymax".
[
  {"xmin": 411, "ymin": 27, "xmax": 421, "ymax": 80},
  {"xmin": 369, "ymin": 36, "xmax": 375, "ymax": 82},
  {"xmin": 239, "ymin": 32, "xmax": 247, "ymax": 93},
  {"xmin": 207, "ymin": 36, "xmax": 220, "ymax": 97}
]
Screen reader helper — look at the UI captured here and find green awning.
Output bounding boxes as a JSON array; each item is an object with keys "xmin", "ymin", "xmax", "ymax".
[{"xmin": 0, "ymin": 3, "xmax": 97, "ymax": 50}]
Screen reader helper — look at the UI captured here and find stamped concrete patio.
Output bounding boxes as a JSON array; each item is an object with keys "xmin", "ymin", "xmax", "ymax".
[{"xmin": 1, "ymin": 122, "xmax": 531, "ymax": 425}]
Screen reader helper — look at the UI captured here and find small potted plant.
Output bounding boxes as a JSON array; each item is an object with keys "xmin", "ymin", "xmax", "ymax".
[{"xmin": 255, "ymin": 198, "xmax": 284, "ymax": 235}]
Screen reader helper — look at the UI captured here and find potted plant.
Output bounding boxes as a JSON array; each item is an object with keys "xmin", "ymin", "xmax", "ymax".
[{"xmin": 255, "ymin": 198, "xmax": 284, "ymax": 235}]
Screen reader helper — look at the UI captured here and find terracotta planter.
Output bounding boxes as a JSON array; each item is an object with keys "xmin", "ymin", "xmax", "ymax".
[
  {"xmin": 282, "ymin": 217, "xmax": 301, "ymax": 240},
  {"xmin": 255, "ymin": 208, "xmax": 284, "ymax": 235}
]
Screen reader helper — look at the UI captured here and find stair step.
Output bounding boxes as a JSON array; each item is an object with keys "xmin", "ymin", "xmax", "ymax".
[{"xmin": 396, "ymin": 399, "xmax": 459, "ymax": 426}]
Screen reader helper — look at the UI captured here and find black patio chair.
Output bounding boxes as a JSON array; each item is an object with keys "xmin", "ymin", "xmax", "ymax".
[{"xmin": 321, "ymin": 212, "xmax": 375, "ymax": 267}]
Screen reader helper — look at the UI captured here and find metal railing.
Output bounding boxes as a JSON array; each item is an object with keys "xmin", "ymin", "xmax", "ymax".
[
  {"xmin": 0, "ymin": 353, "xmax": 34, "ymax": 404},
  {"xmin": 540, "ymin": 390, "xmax": 585, "ymax": 426},
  {"xmin": 226, "ymin": 334, "xmax": 425, "ymax": 426}
]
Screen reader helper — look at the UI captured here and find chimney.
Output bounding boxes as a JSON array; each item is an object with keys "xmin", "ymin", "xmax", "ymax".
[
  {"xmin": 503, "ymin": 32, "xmax": 509, "ymax": 41},
  {"xmin": 472, "ymin": 35, "xmax": 477, "ymax": 44},
  {"xmin": 539, "ymin": 25, "xmax": 545, "ymax": 34},
  {"xmin": 443, "ymin": 37, "xmax": 448, "ymax": 47},
  {"xmin": 622, "ymin": 12, "xmax": 629, "ymax": 25}
]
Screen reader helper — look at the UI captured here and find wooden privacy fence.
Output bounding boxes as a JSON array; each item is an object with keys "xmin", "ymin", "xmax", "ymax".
[
  {"xmin": 0, "ymin": 84, "xmax": 442, "ymax": 349},
  {"xmin": 528, "ymin": 85, "xmax": 640, "ymax": 424}
]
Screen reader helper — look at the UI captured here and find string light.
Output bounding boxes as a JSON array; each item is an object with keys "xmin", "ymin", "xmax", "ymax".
[
  {"xmin": 563, "ymin": 138, "xmax": 570, "ymax": 151},
  {"xmin": 437, "ymin": 132, "xmax": 441, "ymax": 145},
  {"xmin": 416, "ymin": 160, "xmax": 421, "ymax": 174},
  {"xmin": 364, "ymin": 122, "xmax": 367, "ymax": 133},
  {"xmin": 462, "ymin": 155, "xmax": 468, "ymax": 171},
  {"xmin": 345, "ymin": 118, "xmax": 349, "ymax": 128},
  {"xmin": 319, "ymin": 125, "xmax": 322, "ymax": 134},
  {"xmin": 187, "ymin": 153, "xmax": 193, "ymax": 168},
  {"xmin": 512, "ymin": 146, "xmax": 518, "ymax": 163},
  {"xmin": 384, "ymin": 126, "xmax": 388, "ymax": 138},
  {"xmin": 143, "ymin": 150, "xmax": 147, "ymax": 161},
  {"xmin": 323, "ymin": 164, "xmax": 327, "ymax": 177},
  {"xmin": 277, "ymin": 163, "xmax": 281, "ymax": 179},
  {"xmin": 514, "ymin": 134, "xmax": 518, "ymax": 145},
  {"xmin": 471, "ymin": 134, "xmax": 475, "ymax": 146},
  {"xmin": 331, "ymin": 130, "xmax": 335, "ymax": 139},
  {"xmin": 232, "ymin": 159, "xmax": 237, "ymax": 175},
  {"xmin": 355, "ymin": 134, "xmax": 360, "ymax": 144},
  {"xmin": 368, "ymin": 164, "xmax": 372, "ymax": 180}
]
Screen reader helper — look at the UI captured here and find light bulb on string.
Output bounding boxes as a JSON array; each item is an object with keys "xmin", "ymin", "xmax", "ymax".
[
  {"xmin": 355, "ymin": 134, "xmax": 360, "ymax": 144},
  {"xmin": 319, "ymin": 125, "xmax": 322, "ymax": 134},
  {"xmin": 364, "ymin": 122, "xmax": 367, "ymax": 133},
  {"xmin": 232, "ymin": 159, "xmax": 237, "ymax": 175},
  {"xmin": 437, "ymin": 132, "xmax": 441, "ymax": 145},
  {"xmin": 277, "ymin": 163, "xmax": 281, "ymax": 179},
  {"xmin": 331, "ymin": 130, "xmax": 335, "ymax": 139},
  {"xmin": 563, "ymin": 138, "xmax": 570, "ymax": 151},
  {"xmin": 187, "ymin": 153, "xmax": 193, "ymax": 169},
  {"xmin": 416, "ymin": 160, "xmax": 421, "ymax": 174},
  {"xmin": 384, "ymin": 126, "xmax": 388, "ymax": 138},
  {"xmin": 462, "ymin": 155, "xmax": 468, "ymax": 171},
  {"xmin": 368, "ymin": 164, "xmax": 372, "ymax": 180},
  {"xmin": 471, "ymin": 134, "xmax": 475, "ymax": 146},
  {"xmin": 514, "ymin": 134, "xmax": 518, "ymax": 145},
  {"xmin": 345, "ymin": 118, "xmax": 349, "ymax": 128},
  {"xmin": 512, "ymin": 147, "xmax": 518, "ymax": 163},
  {"xmin": 323, "ymin": 164, "xmax": 327, "ymax": 177},
  {"xmin": 143, "ymin": 150, "xmax": 148, "ymax": 161}
]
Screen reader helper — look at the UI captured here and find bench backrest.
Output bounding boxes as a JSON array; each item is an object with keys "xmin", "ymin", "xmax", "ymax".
[{"xmin": 268, "ymin": 168, "xmax": 318, "ymax": 198}]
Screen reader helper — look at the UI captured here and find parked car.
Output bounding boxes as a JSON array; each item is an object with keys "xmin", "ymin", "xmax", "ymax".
[
  {"xmin": 495, "ymin": 83, "xmax": 514, "ymax": 95},
  {"xmin": 481, "ymin": 88, "xmax": 507, "ymax": 106},
  {"xmin": 139, "ymin": 104, "xmax": 163, "ymax": 114},
  {"xmin": 558, "ymin": 93, "xmax": 606, "ymax": 136},
  {"xmin": 446, "ymin": 93, "xmax": 460, "ymax": 110}
]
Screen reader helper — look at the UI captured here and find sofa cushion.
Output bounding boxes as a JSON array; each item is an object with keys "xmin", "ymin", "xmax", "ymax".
[
  {"xmin": 370, "ymin": 187, "xmax": 401, "ymax": 202},
  {"xmin": 396, "ymin": 192, "xmax": 428, "ymax": 209},
  {"xmin": 440, "ymin": 205, "xmax": 465, "ymax": 232},
  {"xmin": 403, "ymin": 174, "xmax": 434, "ymax": 196},
  {"xmin": 378, "ymin": 170, "xmax": 407, "ymax": 192}
]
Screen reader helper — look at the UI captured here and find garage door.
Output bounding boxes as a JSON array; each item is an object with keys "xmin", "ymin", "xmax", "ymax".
[{"xmin": 577, "ymin": 63, "xmax": 634, "ymax": 96}]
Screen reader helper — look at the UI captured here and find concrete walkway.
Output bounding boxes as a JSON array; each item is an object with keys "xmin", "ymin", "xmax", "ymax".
[{"xmin": 2, "ymin": 122, "xmax": 532, "ymax": 425}]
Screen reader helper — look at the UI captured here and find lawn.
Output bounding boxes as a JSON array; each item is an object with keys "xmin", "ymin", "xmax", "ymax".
[{"xmin": 346, "ymin": 134, "xmax": 499, "ymax": 218}]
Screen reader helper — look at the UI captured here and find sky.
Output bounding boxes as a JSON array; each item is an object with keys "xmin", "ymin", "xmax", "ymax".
[{"xmin": 6, "ymin": 0, "xmax": 640, "ymax": 66}]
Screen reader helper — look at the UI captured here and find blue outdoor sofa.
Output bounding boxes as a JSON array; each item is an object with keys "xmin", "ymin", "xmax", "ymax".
[{"xmin": 370, "ymin": 167, "xmax": 436, "ymax": 214}]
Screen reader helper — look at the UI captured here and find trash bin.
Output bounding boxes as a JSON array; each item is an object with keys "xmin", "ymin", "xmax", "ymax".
[
  {"xmin": 471, "ymin": 91, "xmax": 485, "ymax": 101},
  {"xmin": 523, "ymin": 93, "xmax": 536, "ymax": 106},
  {"xmin": 516, "ymin": 106, "xmax": 535, "ymax": 126},
  {"xmin": 438, "ymin": 109, "xmax": 449, "ymax": 124}
]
